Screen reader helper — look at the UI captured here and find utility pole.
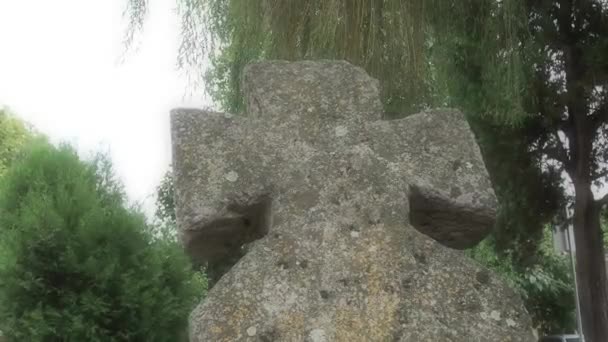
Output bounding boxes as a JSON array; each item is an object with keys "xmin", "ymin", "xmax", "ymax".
[{"xmin": 565, "ymin": 208, "xmax": 585, "ymax": 342}]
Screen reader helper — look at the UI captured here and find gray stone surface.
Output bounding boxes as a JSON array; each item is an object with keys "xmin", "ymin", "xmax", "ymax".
[{"xmin": 171, "ymin": 60, "xmax": 535, "ymax": 341}]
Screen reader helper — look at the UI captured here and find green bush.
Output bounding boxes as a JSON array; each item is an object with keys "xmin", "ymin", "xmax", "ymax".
[
  {"xmin": 0, "ymin": 141, "xmax": 204, "ymax": 341},
  {"xmin": 467, "ymin": 228, "xmax": 576, "ymax": 335},
  {"xmin": 0, "ymin": 109, "xmax": 36, "ymax": 178}
]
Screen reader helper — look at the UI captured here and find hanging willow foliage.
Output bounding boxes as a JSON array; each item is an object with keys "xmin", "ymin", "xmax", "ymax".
[
  {"xmin": 125, "ymin": 0, "xmax": 531, "ymax": 122},
  {"xmin": 123, "ymin": 0, "xmax": 149, "ymax": 51}
]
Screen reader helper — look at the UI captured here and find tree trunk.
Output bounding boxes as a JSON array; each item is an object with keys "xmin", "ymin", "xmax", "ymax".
[
  {"xmin": 559, "ymin": 0, "xmax": 608, "ymax": 337},
  {"xmin": 573, "ymin": 183, "xmax": 608, "ymax": 342}
]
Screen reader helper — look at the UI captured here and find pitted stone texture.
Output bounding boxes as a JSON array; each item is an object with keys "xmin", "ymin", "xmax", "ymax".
[
  {"xmin": 172, "ymin": 61, "xmax": 495, "ymax": 256},
  {"xmin": 188, "ymin": 227, "xmax": 534, "ymax": 342},
  {"xmin": 171, "ymin": 60, "xmax": 533, "ymax": 341}
]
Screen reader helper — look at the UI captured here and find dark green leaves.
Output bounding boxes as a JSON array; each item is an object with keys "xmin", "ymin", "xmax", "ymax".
[{"xmin": 0, "ymin": 142, "xmax": 203, "ymax": 341}]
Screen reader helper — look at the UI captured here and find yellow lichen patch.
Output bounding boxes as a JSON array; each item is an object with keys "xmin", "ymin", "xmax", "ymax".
[
  {"xmin": 229, "ymin": 305, "xmax": 256, "ymax": 328},
  {"xmin": 335, "ymin": 309, "xmax": 368, "ymax": 341},
  {"xmin": 334, "ymin": 295, "xmax": 400, "ymax": 341},
  {"xmin": 208, "ymin": 323, "xmax": 223, "ymax": 336},
  {"xmin": 275, "ymin": 311, "xmax": 306, "ymax": 340},
  {"xmin": 333, "ymin": 225, "xmax": 401, "ymax": 341},
  {"xmin": 358, "ymin": 270, "xmax": 401, "ymax": 339},
  {"xmin": 204, "ymin": 300, "xmax": 257, "ymax": 340}
]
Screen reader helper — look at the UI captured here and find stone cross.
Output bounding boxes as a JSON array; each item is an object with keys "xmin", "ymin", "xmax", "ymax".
[
  {"xmin": 173, "ymin": 61, "xmax": 495, "ymax": 264},
  {"xmin": 171, "ymin": 61, "xmax": 533, "ymax": 341}
]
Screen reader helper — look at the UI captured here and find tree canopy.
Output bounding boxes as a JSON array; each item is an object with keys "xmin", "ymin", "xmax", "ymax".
[{"xmin": 0, "ymin": 108, "xmax": 36, "ymax": 177}]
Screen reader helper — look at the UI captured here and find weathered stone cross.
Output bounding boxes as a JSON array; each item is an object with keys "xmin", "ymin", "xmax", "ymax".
[
  {"xmin": 172, "ymin": 61, "xmax": 495, "ymax": 266},
  {"xmin": 170, "ymin": 61, "xmax": 531, "ymax": 341}
]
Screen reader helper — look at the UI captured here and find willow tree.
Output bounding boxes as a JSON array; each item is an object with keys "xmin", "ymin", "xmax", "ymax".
[
  {"xmin": 0, "ymin": 109, "xmax": 36, "ymax": 178},
  {"xmin": 126, "ymin": 0, "xmax": 608, "ymax": 339},
  {"xmin": 126, "ymin": 0, "xmax": 442, "ymax": 114}
]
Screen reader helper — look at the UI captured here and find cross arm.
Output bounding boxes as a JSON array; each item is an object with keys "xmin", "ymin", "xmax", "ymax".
[
  {"xmin": 171, "ymin": 108, "xmax": 272, "ymax": 264},
  {"xmin": 366, "ymin": 109, "xmax": 498, "ymax": 249}
]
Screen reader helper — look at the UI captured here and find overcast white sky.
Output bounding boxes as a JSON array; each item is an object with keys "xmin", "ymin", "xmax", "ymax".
[{"xmin": 0, "ymin": 0, "xmax": 211, "ymax": 216}]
